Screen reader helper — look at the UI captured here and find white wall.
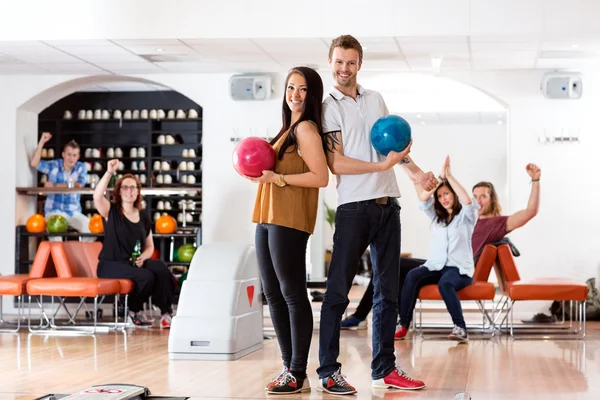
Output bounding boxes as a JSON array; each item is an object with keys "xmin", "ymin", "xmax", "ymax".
[{"xmin": 321, "ymin": 122, "xmax": 508, "ymax": 258}]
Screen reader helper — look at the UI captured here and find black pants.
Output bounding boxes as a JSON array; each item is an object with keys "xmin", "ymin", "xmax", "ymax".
[
  {"xmin": 353, "ymin": 257, "xmax": 426, "ymax": 320},
  {"xmin": 400, "ymin": 266, "xmax": 473, "ymax": 330},
  {"xmin": 255, "ymin": 223, "xmax": 312, "ymax": 378},
  {"xmin": 97, "ymin": 259, "xmax": 175, "ymax": 314},
  {"xmin": 318, "ymin": 198, "xmax": 400, "ymax": 380}
]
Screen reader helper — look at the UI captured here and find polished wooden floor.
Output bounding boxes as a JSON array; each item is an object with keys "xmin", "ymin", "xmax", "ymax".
[{"xmin": 1, "ymin": 291, "xmax": 599, "ymax": 399}]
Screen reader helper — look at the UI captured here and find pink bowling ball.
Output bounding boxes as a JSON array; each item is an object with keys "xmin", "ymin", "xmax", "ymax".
[{"xmin": 232, "ymin": 137, "xmax": 276, "ymax": 178}]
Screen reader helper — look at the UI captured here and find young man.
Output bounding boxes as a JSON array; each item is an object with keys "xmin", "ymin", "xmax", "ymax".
[
  {"xmin": 317, "ymin": 34, "xmax": 436, "ymax": 395},
  {"xmin": 340, "ymin": 164, "xmax": 542, "ymax": 338},
  {"xmin": 30, "ymin": 132, "xmax": 92, "ymax": 241},
  {"xmin": 471, "ymin": 163, "xmax": 541, "ymax": 257}
]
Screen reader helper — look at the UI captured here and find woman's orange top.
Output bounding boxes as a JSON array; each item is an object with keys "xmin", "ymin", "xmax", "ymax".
[{"xmin": 251, "ymin": 130, "xmax": 319, "ymax": 234}]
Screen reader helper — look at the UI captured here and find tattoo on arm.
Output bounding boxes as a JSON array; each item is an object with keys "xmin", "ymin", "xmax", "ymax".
[
  {"xmin": 399, "ymin": 157, "xmax": 410, "ymax": 164},
  {"xmin": 324, "ymin": 131, "xmax": 341, "ymax": 154}
]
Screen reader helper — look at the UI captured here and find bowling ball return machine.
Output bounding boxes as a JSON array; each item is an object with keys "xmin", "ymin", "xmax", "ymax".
[{"xmin": 34, "ymin": 384, "xmax": 188, "ymax": 400}]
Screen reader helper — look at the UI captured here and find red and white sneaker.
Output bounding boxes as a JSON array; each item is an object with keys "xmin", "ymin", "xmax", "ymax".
[
  {"xmin": 267, "ymin": 371, "xmax": 311, "ymax": 394},
  {"xmin": 317, "ymin": 368, "xmax": 357, "ymax": 395},
  {"xmin": 265, "ymin": 366, "xmax": 289, "ymax": 391},
  {"xmin": 372, "ymin": 366, "xmax": 425, "ymax": 390},
  {"xmin": 394, "ymin": 325, "xmax": 409, "ymax": 340},
  {"xmin": 160, "ymin": 313, "xmax": 172, "ymax": 329}
]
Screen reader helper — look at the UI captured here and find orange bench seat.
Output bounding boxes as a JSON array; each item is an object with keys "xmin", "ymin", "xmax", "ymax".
[
  {"xmin": 418, "ymin": 281, "xmax": 495, "ymax": 301},
  {"xmin": 27, "ymin": 277, "xmax": 121, "ymax": 298},
  {"xmin": 507, "ymin": 279, "xmax": 588, "ymax": 301}
]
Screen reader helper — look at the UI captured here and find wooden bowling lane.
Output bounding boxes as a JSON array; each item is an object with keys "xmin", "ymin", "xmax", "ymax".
[{"xmin": 1, "ymin": 320, "xmax": 599, "ymax": 399}]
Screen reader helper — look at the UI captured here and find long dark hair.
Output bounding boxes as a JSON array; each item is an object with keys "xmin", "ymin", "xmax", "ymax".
[
  {"xmin": 434, "ymin": 179, "xmax": 462, "ymax": 226},
  {"xmin": 270, "ymin": 67, "xmax": 324, "ymax": 160},
  {"xmin": 113, "ymin": 173, "xmax": 143, "ymax": 211}
]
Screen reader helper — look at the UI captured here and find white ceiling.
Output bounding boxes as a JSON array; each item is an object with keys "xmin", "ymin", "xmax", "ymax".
[{"xmin": 0, "ymin": 35, "xmax": 598, "ymax": 75}]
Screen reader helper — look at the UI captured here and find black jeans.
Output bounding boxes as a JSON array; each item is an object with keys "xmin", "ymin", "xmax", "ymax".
[
  {"xmin": 353, "ymin": 257, "xmax": 427, "ymax": 320},
  {"xmin": 318, "ymin": 198, "xmax": 401, "ymax": 380},
  {"xmin": 97, "ymin": 259, "xmax": 175, "ymax": 314},
  {"xmin": 400, "ymin": 266, "xmax": 472, "ymax": 330},
  {"xmin": 255, "ymin": 223, "xmax": 312, "ymax": 378}
]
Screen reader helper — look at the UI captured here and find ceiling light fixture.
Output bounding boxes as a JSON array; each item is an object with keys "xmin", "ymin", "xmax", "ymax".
[{"xmin": 156, "ymin": 48, "xmax": 164, "ymax": 52}]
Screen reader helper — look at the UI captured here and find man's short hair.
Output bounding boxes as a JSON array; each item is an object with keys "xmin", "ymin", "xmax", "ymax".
[
  {"xmin": 64, "ymin": 140, "xmax": 80, "ymax": 151},
  {"xmin": 329, "ymin": 35, "xmax": 363, "ymax": 65}
]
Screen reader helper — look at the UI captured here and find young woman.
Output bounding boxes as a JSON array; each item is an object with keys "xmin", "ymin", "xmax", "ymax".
[
  {"xmin": 243, "ymin": 66, "xmax": 329, "ymax": 394},
  {"xmin": 395, "ymin": 156, "xmax": 479, "ymax": 343},
  {"xmin": 94, "ymin": 164, "xmax": 176, "ymax": 328}
]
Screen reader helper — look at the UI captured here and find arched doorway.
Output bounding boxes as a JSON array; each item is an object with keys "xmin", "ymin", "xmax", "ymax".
[{"xmin": 14, "ymin": 75, "xmax": 203, "ymax": 300}]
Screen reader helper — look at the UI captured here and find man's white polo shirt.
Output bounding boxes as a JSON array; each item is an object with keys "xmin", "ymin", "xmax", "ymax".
[{"xmin": 322, "ymin": 85, "xmax": 401, "ymax": 207}]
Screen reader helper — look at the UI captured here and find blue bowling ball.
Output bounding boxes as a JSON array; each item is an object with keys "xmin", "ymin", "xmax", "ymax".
[{"xmin": 370, "ymin": 115, "xmax": 412, "ymax": 155}]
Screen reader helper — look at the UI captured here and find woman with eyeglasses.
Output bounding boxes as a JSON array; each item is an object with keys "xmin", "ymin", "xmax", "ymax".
[{"xmin": 93, "ymin": 159, "xmax": 175, "ymax": 328}]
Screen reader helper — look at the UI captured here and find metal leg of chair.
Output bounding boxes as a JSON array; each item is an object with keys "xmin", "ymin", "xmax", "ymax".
[
  {"xmin": 92, "ymin": 296, "xmax": 98, "ymax": 334},
  {"xmin": 510, "ymin": 300, "xmax": 515, "ymax": 337},
  {"xmin": 124, "ymin": 294, "xmax": 130, "ymax": 326},
  {"xmin": 418, "ymin": 300, "xmax": 423, "ymax": 337}
]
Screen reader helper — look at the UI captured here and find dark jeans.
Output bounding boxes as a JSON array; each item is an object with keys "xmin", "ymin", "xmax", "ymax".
[
  {"xmin": 318, "ymin": 198, "xmax": 401, "ymax": 380},
  {"xmin": 255, "ymin": 223, "xmax": 312, "ymax": 377},
  {"xmin": 353, "ymin": 257, "xmax": 427, "ymax": 320},
  {"xmin": 400, "ymin": 266, "xmax": 472, "ymax": 330},
  {"xmin": 97, "ymin": 259, "xmax": 175, "ymax": 314}
]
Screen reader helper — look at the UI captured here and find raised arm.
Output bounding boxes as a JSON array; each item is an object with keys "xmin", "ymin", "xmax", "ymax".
[
  {"xmin": 443, "ymin": 155, "xmax": 471, "ymax": 205},
  {"xmin": 30, "ymin": 132, "xmax": 52, "ymax": 168},
  {"xmin": 93, "ymin": 159, "xmax": 119, "ymax": 219},
  {"xmin": 506, "ymin": 164, "xmax": 541, "ymax": 232}
]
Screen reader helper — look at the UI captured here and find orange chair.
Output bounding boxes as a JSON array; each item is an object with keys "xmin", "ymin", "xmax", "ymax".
[
  {"xmin": 26, "ymin": 242, "xmax": 125, "ymax": 333},
  {"xmin": 51, "ymin": 241, "xmax": 135, "ymax": 328},
  {"xmin": 0, "ymin": 241, "xmax": 55, "ymax": 332},
  {"xmin": 415, "ymin": 245, "xmax": 498, "ymax": 337},
  {"xmin": 495, "ymin": 244, "xmax": 588, "ymax": 339}
]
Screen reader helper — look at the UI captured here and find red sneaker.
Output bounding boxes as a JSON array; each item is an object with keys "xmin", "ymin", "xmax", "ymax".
[
  {"xmin": 372, "ymin": 366, "xmax": 425, "ymax": 390},
  {"xmin": 265, "ymin": 366, "xmax": 289, "ymax": 391},
  {"xmin": 394, "ymin": 325, "xmax": 409, "ymax": 340}
]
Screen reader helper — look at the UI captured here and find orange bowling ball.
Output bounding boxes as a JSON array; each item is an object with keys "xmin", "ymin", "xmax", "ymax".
[
  {"xmin": 26, "ymin": 214, "xmax": 46, "ymax": 233},
  {"xmin": 155, "ymin": 215, "xmax": 177, "ymax": 234},
  {"xmin": 88, "ymin": 214, "xmax": 104, "ymax": 234}
]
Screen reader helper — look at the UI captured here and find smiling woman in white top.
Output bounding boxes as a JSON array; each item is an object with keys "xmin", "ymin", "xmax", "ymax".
[{"xmin": 395, "ymin": 155, "xmax": 480, "ymax": 343}]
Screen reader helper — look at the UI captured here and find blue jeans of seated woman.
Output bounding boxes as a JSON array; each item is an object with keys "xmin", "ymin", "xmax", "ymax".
[{"xmin": 400, "ymin": 266, "xmax": 472, "ymax": 330}]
